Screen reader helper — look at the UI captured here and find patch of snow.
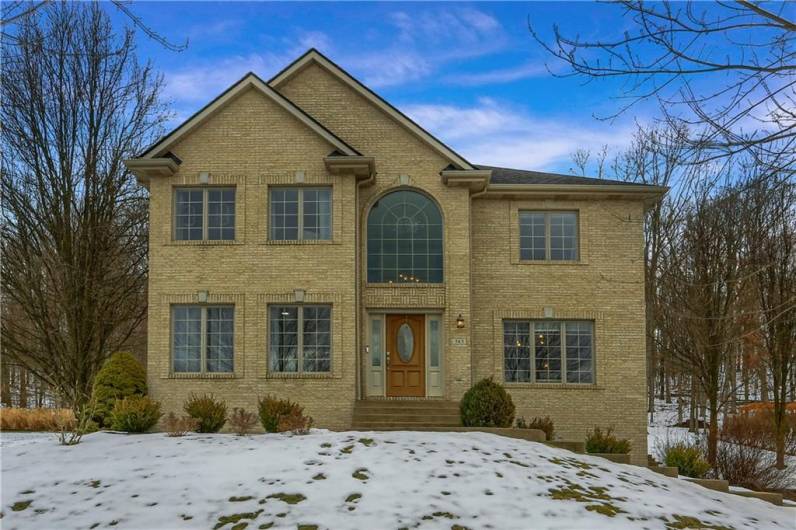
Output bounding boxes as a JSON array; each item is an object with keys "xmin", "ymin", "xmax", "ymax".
[{"xmin": 1, "ymin": 430, "xmax": 792, "ymax": 529}]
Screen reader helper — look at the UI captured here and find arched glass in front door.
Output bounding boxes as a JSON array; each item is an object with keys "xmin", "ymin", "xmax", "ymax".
[{"xmin": 367, "ymin": 190, "xmax": 443, "ymax": 283}]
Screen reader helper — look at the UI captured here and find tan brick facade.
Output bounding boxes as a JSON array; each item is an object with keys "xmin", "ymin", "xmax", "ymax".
[{"xmin": 135, "ymin": 51, "xmax": 652, "ymax": 464}]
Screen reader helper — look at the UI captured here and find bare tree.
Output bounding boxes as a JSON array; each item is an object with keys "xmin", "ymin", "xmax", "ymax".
[
  {"xmin": 1, "ymin": 1, "xmax": 188, "ymax": 51},
  {"xmin": 1, "ymin": 3, "xmax": 167, "ymax": 409},
  {"xmin": 658, "ymin": 182, "xmax": 746, "ymax": 465},
  {"xmin": 742, "ymin": 171, "xmax": 796, "ymax": 468},
  {"xmin": 530, "ymin": 1, "xmax": 796, "ymax": 164}
]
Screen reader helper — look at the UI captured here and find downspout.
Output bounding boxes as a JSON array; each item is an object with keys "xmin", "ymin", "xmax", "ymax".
[
  {"xmin": 354, "ymin": 171, "xmax": 376, "ymax": 402},
  {"xmin": 466, "ymin": 178, "xmax": 489, "ymax": 392}
]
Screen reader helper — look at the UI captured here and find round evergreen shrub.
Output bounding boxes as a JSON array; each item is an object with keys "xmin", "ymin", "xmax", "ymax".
[
  {"xmin": 460, "ymin": 377, "xmax": 515, "ymax": 427},
  {"xmin": 184, "ymin": 393, "xmax": 227, "ymax": 433},
  {"xmin": 91, "ymin": 352, "xmax": 147, "ymax": 428},
  {"xmin": 110, "ymin": 396, "xmax": 162, "ymax": 432}
]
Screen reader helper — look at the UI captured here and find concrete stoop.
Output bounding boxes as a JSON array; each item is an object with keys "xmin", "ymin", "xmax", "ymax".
[{"xmin": 351, "ymin": 400, "xmax": 545, "ymax": 442}]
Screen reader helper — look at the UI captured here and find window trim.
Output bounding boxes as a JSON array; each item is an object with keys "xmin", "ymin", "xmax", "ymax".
[
  {"xmin": 268, "ymin": 186, "xmax": 333, "ymax": 242},
  {"xmin": 173, "ymin": 186, "xmax": 236, "ymax": 242},
  {"xmin": 502, "ymin": 319, "xmax": 594, "ymax": 385},
  {"xmin": 171, "ymin": 304, "xmax": 235, "ymax": 375},
  {"xmin": 268, "ymin": 304, "xmax": 333, "ymax": 374},
  {"xmin": 518, "ymin": 210, "xmax": 579, "ymax": 262}
]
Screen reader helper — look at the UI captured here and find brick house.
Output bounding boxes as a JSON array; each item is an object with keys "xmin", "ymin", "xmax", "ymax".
[{"xmin": 126, "ymin": 49, "xmax": 665, "ymax": 464}]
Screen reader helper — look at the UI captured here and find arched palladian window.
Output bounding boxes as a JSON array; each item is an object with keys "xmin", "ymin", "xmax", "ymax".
[{"xmin": 367, "ymin": 190, "xmax": 443, "ymax": 283}]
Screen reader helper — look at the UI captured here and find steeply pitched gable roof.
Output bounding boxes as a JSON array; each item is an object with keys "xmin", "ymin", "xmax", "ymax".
[
  {"xmin": 139, "ymin": 72, "xmax": 360, "ymax": 159},
  {"xmin": 269, "ymin": 49, "xmax": 474, "ymax": 170}
]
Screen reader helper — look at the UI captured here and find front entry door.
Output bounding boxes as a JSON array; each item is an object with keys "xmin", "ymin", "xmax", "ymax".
[{"xmin": 386, "ymin": 314, "xmax": 425, "ymax": 397}]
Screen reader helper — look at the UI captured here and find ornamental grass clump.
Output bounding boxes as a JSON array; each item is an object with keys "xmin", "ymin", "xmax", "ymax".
[
  {"xmin": 460, "ymin": 377, "xmax": 515, "ymax": 427},
  {"xmin": 110, "ymin": 396, "xmax": 162, "ymax": 433},
  {"xmin": 585, "ymin": 427, "xmax": 631, "ymax": 454},
  {"xmin": 184, "ymin": 394, "xmax": 227, "ymax": 433}
]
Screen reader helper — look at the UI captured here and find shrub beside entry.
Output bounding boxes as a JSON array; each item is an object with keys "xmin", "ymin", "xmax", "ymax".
[
  {"xmin": 184, "ymin": 394, "xmax": 227, "ymax": 433},
  {"xmin": 460, "ymin": 377, "xmax": 515, "ymax": 428},
  {"xmin": 91, "ymin": 352, "xmax": 147, "ymax": 428},
  {"xmin": 110, "ymin": 396, "xmax": 162, "ymax": 433}
]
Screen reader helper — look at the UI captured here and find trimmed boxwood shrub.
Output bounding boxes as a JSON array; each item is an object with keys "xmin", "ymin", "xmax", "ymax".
[
  {"xmin": 91, "ymin": 352, "xmax": 147, "ymax": 428},
  {"xmin": 110, "ymin": 396, "xmax": 162, "ymax": 432},
  {"xmin": 184, "ymin": 394, "xmax": 227, "ymax": 433},
  {"xmin": 664, "ymin": 442, "xmax": 710, "ymax": 478},
  {"xmin": 460, "ymin": 377, "xmax": 515, "ymax": 427},
  {"xmin": 585, "ymin": 427, "xmax": 631, "ymax": 454}
]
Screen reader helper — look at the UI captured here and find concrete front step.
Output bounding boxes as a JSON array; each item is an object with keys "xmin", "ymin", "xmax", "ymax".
[
  {"xmin": 354, "ymin": 413, "xmax": 461, "ymax": 422},
  {"xmin": 354, "ymin": 401, "xmax": 459, "ymax": 410},
  {"xmin": 353, "ymin": 421, "xmax": 461, "ymax": 429}
]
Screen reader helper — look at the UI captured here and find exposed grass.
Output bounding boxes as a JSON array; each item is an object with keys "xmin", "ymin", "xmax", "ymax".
[
  {"xmin": 228, "ymin": 496, "xmax": 254, "ymax": 502},
  {"xmin": 213, "ymin": 510, "xmax": 263, "ymax": 530},
  {"xmin": 265, "ymin": 493, "xmax": 306, "ymax": 505},
  {"xmin": 352, "ymin": 468, "xmax": 369, "ymax": 481},
  {"xmin": 665, "ymin": 515, "xmax": 733, "ymax": 530},
  {"xmin": 358, "ymin": 438, "xmax": 375, "ymax": 447},
  {"xmin": 345, "ymin": 493, "xmax": 362, "ymax": 503},
  {"xmin": 10, "ymin": 500, "xmax": 32, "ymax": 512},
  {"xmin": 0, "ymin": 408, "xmax": 74, "ymax": 432},
  {"xmin": 586, "ymin": 503, "xmax": 624, "ymax": 517},
  {"xmin": 340, "ymin": 445, "xmax": 354, "ymax": 454}
]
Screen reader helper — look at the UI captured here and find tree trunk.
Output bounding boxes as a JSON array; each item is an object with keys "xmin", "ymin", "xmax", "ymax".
[
  {"xmin": 0, "ymin": 362, "xmax": 11, "ymax": 406},
  {"xmin": 759, "ymin": 364, "xmax": 769, "ymax": 402},
  {"xmin": 18, "ymin": 368, "xmax": 28, "ymax": 408},
  {"xmin": 707, "ymin": 399, "xmax": 719, "ymax": 466}
]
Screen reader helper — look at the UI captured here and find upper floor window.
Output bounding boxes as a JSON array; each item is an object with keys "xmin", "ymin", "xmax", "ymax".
[
  {"xmin": 519, "ymin": 211, "xmax": 578, "ymax": 261},
  {"xmin": 367, "ymin": 190, "xmax": 443, "ymax": 283},
  {"xmin": 269, "ymin": 187, "xmax": 332, "ymax": 241},
  {"xmin": 504, "ymin": 320, "xmax": 593, "ymax": 384},
  {"xmin": 174, "ymin": 187, "xmax": 235, "ymax": 241},
  {"xmin": 172, "ymin": 305, "xmax": 234, "ymax": 373}
]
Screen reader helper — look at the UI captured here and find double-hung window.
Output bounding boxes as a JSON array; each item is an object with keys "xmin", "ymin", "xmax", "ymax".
[
  {"xmin": 172, "ymin": 305, "xmax": 234, "ymax": 373},
  {"xmin": 269, "ymin": 305, "xmax": 332, "ymax": 373},
  {"xmin": 269, "ymin": 187, "xmax": 332, "ymax": 241},
  {"xmin": 174, "ymin": 187, "xmax": 235, "ymax": 241},
  {"xmin": 503, "ymin": 320, "xmax": 593, "ymax": 384},
  {"xmin": 519, "ymin": 211, "xmax": 578, "ymax": 261}
]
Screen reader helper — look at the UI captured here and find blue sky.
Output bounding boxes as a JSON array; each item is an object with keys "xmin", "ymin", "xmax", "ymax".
[{"xmin": 112, "ymin": 1, "xmax": 662, "ymax": 173}]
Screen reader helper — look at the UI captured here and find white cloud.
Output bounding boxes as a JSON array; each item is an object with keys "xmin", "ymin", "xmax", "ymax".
[
  {"xmin": 345, "ymin": 7, "xmax": 506, "ymax": 87},
  {"xmin": 403, "ymin": 100, "xmax": 637, "ymax": 171},
  {"xmin": 443, "ymin": 62, "xmax": 549, "ymax": 86}
]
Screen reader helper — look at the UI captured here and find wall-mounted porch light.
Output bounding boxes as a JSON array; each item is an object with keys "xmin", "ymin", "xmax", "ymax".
[{"xmin": 456, "ymin": 314, "xmax": 465, "ymax": 329}]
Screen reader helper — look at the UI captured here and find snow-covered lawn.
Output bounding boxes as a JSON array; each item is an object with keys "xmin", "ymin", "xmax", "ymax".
[{"xmin": 2, "ymin": 431, "xmax": 792, "ymax": 530}]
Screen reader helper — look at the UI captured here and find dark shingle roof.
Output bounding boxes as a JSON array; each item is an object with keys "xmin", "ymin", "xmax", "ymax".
[{"xmin": 476, "ymin": 165, "xmax": 653, "ymax": 187}]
